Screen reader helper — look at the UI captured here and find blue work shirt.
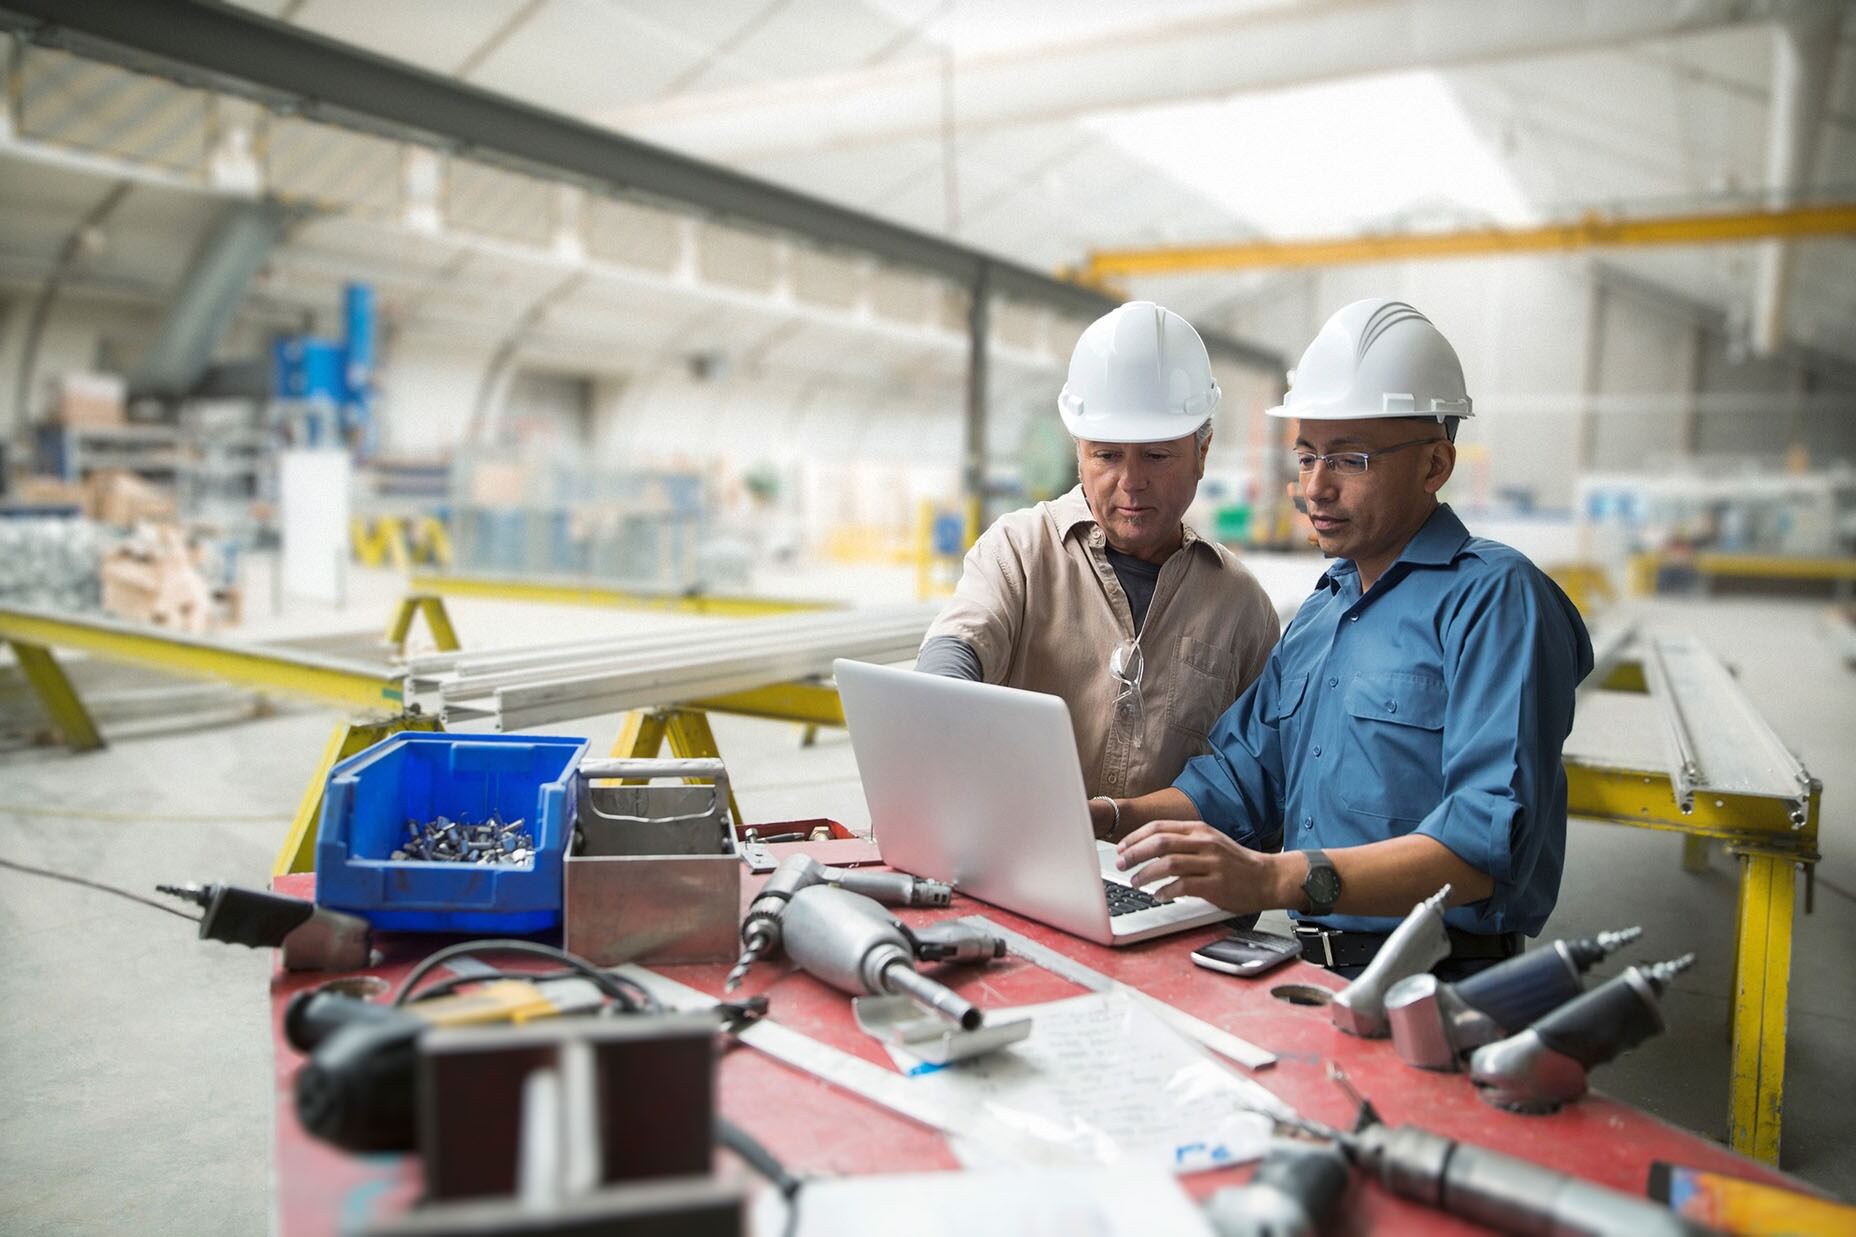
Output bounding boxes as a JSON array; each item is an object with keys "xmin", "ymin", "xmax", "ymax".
[{"xmin": 1173, "ymin": 505, "xmax": 1593, "ymax": 936}]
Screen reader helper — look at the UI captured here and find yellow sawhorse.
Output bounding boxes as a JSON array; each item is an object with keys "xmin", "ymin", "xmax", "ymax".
[
  {"xmin": 5, "ymin": 638, "xmax": 105, "ymax": 751},
  {"xmin": 274, "ymin": 592, "xmax": 468, "ymax": 874},
  {"xmin": 609, "ymin": 681, "xmax": 847, "ymax": 827},
  {"xmin": 385, "ymin": 593, "xmax": 462, "ymax": 655},
  {"xmin": 271, "ymin": 711, "xmax": 446, "ymax": 875}
]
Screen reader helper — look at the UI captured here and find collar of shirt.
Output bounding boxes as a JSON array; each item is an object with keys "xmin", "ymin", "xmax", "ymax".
[
  {"xmin": 1050, "ymin": 484, "xmax": 1219, "ymax": 560},
  {"xmin": 1316, "ymin": 503, "xmax": 1473, "ymax": 596}
]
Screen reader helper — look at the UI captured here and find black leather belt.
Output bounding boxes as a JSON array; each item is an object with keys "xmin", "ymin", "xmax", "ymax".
[{"xmin": 1293, "ymin": 922, "xmax": 1522, "ymax": 970}]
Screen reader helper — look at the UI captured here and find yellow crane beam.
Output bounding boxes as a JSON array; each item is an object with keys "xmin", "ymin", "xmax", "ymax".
[{"xmin": 1081, "ymin": 201, "xmax": 1856, "ymax": 279}]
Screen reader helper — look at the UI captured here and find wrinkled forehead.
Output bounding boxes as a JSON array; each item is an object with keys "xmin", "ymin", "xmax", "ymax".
[
  {"xmin": 1074, "ymin": 431, "xmax": 1201, "ymax": 452},
  {"xmin": 1292, "ymin": 417, "xmax": 1434, "ymax": 451}
]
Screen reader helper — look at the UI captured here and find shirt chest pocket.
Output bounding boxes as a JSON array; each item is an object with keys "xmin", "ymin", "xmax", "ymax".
[
  {"xmin": 1337, "ymin": 670, "xmax": 1447, "ymax": 821},
  {"xmin": 1166, "ymin": 635, "xmax": 1234, "ymax": 747}
]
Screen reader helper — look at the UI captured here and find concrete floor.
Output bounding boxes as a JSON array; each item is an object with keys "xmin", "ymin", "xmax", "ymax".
[{"xmin": 0, "ymin": 567, "xmax": 1850, "ymax": 1234}]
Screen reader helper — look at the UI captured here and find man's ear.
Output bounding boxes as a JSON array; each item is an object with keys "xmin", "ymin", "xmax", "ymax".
[
  {"xmin": 1197, "ymin": 430, "xmax": 1212, "ymax": 479},
  {"xmin": 1423, "ymin": 441, "xmax": 1457, "ymax": 495}
]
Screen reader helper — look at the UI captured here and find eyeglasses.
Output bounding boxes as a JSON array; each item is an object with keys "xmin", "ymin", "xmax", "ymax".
[
  {"xmin": 1291, "ymin": 436, "xmax": 1445, "ymax": 477},
  {"xmin": 1110, "ymin": 637, "xmax": 1145, "ymax": 746}
]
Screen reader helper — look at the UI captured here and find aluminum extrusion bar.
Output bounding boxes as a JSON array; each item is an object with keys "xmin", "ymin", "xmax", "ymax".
[
  {"xmin": 1650, "ymin": 633, "xmax": 1813, "ymax": 827},
  {"xmin": 475, "ymin": 640, "xmax": 923, "ymax": 732},
  {"xmin": 411, "ymin": 605, "xmax": 929, "ymax": 686},
  {"xmin": 0, "ymin": 0, "xmax": 1284, "ymax": 370},
  {"xmin": 0, "ymin": 603, "xmax": 404, "ymax": 712},
  {"xmin": 1641, "ymin": 637, "xmax": 1702, "ymax": 814},
  {"xmin": 426, "ymin": 604, "xmax": 934, "ymax": 729},
  {"xmin": 433, "ymin": 607, "xmax": 934, "ymax": 696},
  {"xmin": 405, "ymin": 572, "xmax": 841, "ymax": 619}
]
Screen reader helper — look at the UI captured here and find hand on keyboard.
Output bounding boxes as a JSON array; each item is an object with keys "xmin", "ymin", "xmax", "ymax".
[{"xmin": 1103, "ymin": 877, "xmax": 1163, "ymax": 918}]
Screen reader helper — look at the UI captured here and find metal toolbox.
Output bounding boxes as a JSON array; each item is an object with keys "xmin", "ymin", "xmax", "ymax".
[{"xmin": 563, "ymin": 757, "xmax": 740, "ymax": 966}]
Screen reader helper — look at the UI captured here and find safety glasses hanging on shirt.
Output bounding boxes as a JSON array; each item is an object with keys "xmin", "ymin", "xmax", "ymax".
[{"xmin": 1109, "ymin": 637, "xmax": 1145, "ymax": 747}]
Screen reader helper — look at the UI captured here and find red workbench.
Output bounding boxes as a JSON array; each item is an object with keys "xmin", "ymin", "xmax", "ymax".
[{"xmin": 271, "ymin": 854, "xmax": 1792, "ymax": 1235}]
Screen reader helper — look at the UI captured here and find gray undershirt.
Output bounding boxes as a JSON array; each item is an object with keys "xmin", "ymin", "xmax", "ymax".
[{"xmin": 918, "ymin": 545, "xmax": 1164, "ymax": 681}]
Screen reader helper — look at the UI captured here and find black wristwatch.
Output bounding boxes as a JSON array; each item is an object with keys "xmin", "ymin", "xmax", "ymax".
[{"xmin": 1300, "ymin": 849, "xmax": 1342, "ymax": 917}]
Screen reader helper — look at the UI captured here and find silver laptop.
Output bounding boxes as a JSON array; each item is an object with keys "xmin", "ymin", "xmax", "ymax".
[{"xmin": 833, "ymin": 658, "xmax": 1232, "ymax": 946}]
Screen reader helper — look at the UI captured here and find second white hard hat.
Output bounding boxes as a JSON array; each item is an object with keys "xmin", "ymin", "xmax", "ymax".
[
  {"xmin": 1267, "ymin": 298, "xmax": 1473, "ymax": 424},
  {"xmin": 1058, "ymin": 301, "xmax": 1220, "ymax": 443}
]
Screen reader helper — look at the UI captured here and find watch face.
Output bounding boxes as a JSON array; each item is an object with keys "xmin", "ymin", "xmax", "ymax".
[{"xmin": 1305, "ymin": 865, "xmax": 1342, "ymax": 906}]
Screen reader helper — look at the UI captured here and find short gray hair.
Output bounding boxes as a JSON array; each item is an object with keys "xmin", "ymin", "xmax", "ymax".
[{"xmin": 1070, "ymin": 421, "xmax": 1214, "ymax": 449}]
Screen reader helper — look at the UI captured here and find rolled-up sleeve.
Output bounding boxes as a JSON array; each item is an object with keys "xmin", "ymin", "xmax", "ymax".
[
  {"xmin": 1172, "ymin": 655, "xmax": 1288, "ymax": 850},
  {"xmin": 1414, "ymin": 567, "xmax": 1591, "ymax": 933},
  {"xmin": 920, "ymin": 526, "xmax": 1027, "ymax": 684}
]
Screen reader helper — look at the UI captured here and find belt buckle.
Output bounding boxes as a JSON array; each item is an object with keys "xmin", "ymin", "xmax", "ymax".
[{"xmin": 1294, "ymin": 923, "xmax": 1338, "ymax": 969}]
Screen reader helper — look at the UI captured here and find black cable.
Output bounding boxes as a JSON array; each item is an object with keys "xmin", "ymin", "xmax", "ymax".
[
  {"xmin": 404, "ymin": 964, "xmax": 657, "ymax": 1016},
  {"xmin": 717, "ymin": 1117, "xmax": 805, "ymax": 1237},
  {"xmin": 0, "ymin": 855, "xmax": 200, "ymax": 922},
  {"xmin": 392, "ymin": 939, "xmax": 658, "ymax": 1012}
]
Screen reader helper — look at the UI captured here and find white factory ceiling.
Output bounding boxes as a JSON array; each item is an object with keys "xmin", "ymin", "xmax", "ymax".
[{"xmin": 2, "ymin": 0, "xmax": 1853, "ymax": 384}]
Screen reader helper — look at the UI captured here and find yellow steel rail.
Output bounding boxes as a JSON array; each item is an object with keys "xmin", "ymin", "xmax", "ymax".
[
  {"xmin": 1630, "ymin": 551, "xmax": 1856, "ymax": 598},
  {"xmin": 408, "ymin": 572, "xmax": 839, "ymax": 617},
  {"xmin": 1082, "ymin": 201, "xmax": 1856, "ymax": 279},
  {"xmin": 683, "ymin": 681, "xmax": 845, "ymax": 728},
  {"xmin": 1568, "ymin": 652, "xmax": 1818, "ymax": 1166},
  {"xmin": 0, "ymin": 604, "xmax": 404, "ymax": 716}
]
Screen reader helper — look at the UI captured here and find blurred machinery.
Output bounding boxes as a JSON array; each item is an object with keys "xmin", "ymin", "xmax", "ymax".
[{"xmin": 272, "ymin": 282, "xmax": 377, "ymax": 455}]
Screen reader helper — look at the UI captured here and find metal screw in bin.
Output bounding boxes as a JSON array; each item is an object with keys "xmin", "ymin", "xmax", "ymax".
[{"xmin": 391, "ymin": 813, "xmax": 536, "ymax": 865}]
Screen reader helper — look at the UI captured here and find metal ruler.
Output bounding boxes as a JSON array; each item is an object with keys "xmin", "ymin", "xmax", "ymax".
[
  {"xmin": 617, "ymin": 964, "xmax": 970, "ymax": 1137},
  {"xmin": 956, "ymin": 915, "xmax": 1282, "ymax": 1076}
]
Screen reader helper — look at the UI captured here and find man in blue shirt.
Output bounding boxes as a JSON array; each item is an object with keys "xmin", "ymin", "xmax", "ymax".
[{"xmin": 1105, "ymin": 299, "xmax": 1593, "ymax": 974}]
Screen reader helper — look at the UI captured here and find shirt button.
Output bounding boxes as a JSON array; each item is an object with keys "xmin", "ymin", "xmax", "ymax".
[
  {"xmin": 1349, "ymin": 615, "xmax": 1359, "ymax": 623},
  {"xmin": 1326, "ymin": 677, "xmax": 1338, "ymax": 688},
  {"xmin": 1302, "ymin": 816, "xmax": 1313, "ymax": 831},
  {"xmin": 1386, "ymin": 700, "xmax": 1397, "ymax": 713},
  {"xmin": 1312, "ymin": 745, "xmax": 1322, "ymax": 757}
]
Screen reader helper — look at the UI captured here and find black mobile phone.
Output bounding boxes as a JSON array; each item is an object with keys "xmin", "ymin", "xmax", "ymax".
[{"xmin": 1190, "ymin": 928, "xmax": 1301, "ymax": 977}]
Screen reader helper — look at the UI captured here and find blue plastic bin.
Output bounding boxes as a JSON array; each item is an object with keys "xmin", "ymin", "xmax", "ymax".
[{"xmin": 314, "ymin": 733, "xmax": 588, "ymax": 933}]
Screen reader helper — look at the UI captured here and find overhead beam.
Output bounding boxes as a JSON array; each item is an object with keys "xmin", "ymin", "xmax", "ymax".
[
  {"xmin": 1750, "ymin": 9, "xmax": 1841, "ymax": 357},
  {"xmin": 601, "ymin": 0, "xmax": 1843, "ymax": 160},
  {"xmin": 0, "ymin": 0, "xmax": 1282, "ymax": 371},
  {"xmin": 1082, "ymin": 202, "xmax": 1856, "ymax": 279}
]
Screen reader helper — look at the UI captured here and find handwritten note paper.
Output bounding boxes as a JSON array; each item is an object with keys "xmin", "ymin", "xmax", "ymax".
[{"xmin": 886, "ymin": 991, "xmax": 1274, "ymax": 1174}]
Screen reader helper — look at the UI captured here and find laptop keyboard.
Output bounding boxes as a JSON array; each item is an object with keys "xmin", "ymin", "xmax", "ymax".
[{"xmin": 1103, "ymin": 877, "xmax": 1163, "ymax": 917}]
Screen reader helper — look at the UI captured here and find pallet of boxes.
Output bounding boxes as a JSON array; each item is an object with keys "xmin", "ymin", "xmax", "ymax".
[{"xmin": 90, "ymin": 481, "xmax": 223, "ymax": 635}]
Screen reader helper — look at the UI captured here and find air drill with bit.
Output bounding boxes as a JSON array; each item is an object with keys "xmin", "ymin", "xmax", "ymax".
[
  {"xmin": 780, "ymin": 884, "xmax": 1001, "ymax": 1029},
  {"xmin": 725, "ymin": 853, "xmax": 951, "ymax": 990},
  {"xmin": 1384, "ymin": 925, "xmax": 1643, "ymax": 1071},
  {"xmin": 1470, "ymin": 953, "xmax": 1697, "ymax": 1114}
]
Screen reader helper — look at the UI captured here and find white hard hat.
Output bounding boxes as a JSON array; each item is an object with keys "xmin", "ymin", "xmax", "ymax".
[
  {"xmin": 1058, "ymin": 301, "xmax": 1220, "ymax": 443},
  {"xmin": 1267, "ymin": 298, "xmax": 1472, "ymax": 425}
]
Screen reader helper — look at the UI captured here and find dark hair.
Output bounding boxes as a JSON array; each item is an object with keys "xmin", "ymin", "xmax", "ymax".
[{"xmin": 1404, "ymin": 416, "xmax": 1460, "ymax": 443}]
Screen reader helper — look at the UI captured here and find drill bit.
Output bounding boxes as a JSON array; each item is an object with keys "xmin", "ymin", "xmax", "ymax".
[
  {"xmin": 156, "ymin": 882, "xmax": 211, "ymax": 908},
  {"xmin": 1562, "ymin": 924, "xmax": 1643, "ymax": 969},
  {"xmin": 1637, "ymin": 952, "xmax": 1695, "ymax": 988},
  {"xmin": 1325, "ymin": 1062, "xmax": 1381, "ymax": 1131},
  {"xmin": 725, "ymin": 928, "xmax": 772, "ymax": 991}
]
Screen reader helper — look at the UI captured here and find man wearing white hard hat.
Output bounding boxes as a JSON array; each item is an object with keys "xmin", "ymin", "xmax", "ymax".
[
  {"xmin": 917, "ymin": 301, "xmax": 1280, "ymax": 823},
  {"xmin": 1107, "ymin": 299, "xmax": 1593, "ymax": 976}
]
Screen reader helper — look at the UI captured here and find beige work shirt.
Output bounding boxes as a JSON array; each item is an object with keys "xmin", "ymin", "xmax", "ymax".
[{"xmin": 922, "ymin": 485, "xmax": 1280, "ymax": 801}]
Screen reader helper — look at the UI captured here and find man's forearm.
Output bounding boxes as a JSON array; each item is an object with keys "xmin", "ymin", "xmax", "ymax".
[
  {"xmin": 1318, "ymin": 834, "xmax": 1495, "ymax": 917},
  {"xmin": 1096, "ymin": 787, "xmax": 1200, "ymax": 841}
]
